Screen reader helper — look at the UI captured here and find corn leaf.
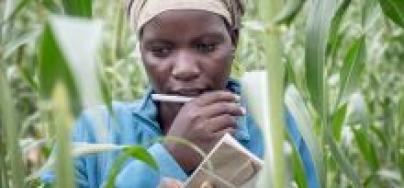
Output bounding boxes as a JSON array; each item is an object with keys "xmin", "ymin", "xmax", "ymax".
[
  {"xmin": 0, "ymin": 66, "xmax": 25, "ymax": 188},
  {"xmin": 351, "ymin": 126, "xmax": 379, "ymax": 170},
  {"xmin": 378, "ymin": 0, "xmax": 404, "ymax": 28},
  {"xmin": 104, "ymin": 146, "xmax": 158, "ymax": 188},
  {"xmin": 285, "ymin": 85, "xmax": 322, "ymax": 187},
  {"xmin": 305, "ymin": 0, "xmax": 335, "ymax": 116},
  {"xmin": 62, "ymin": 0, "xmax": 92, "ymax": 18},
  {"xmin": 123, "ymin": 146, "xmax": 158, "ymax": 170},
  {"xmin": 328, "ymin": 0, "xmax": 352, "ymax": 57},
  {"xmin": 39, "ymin": 15, "xmax": 103, "ymax": 116},
  {"xmin": 259, "ymin": 1, "xmax": 287, "ymax": 187},
  {"xmin": 39, "ymin": 17, "xmax": 82, "ymax": 117},
  {"xmin": 274, "ymin": 0, "xmax": 306, "ymax": 25},
  {"xmin": 305, "ymin": 1, "xmax": 335, "ymax": 185},
  {"xmin": 325, "ymin": 129, "xmax": 362, "ymax": 187},
  {"xmin": 256, "ymin": 0, "xmax": 286, "ymax": 187},
  {"xmin": 337, "ymin": 36, "xmax": 366, "ymax": 105},
  {"xmin": 331, "ymin": 103, "xmax": 347, "ymax": 141}
]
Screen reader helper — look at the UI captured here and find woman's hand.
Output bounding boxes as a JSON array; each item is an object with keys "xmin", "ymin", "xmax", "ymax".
[
  {"xmin": 164, "ymin": 91, "xmax": 245, "ymax": 173},
  {"xmin": 159, "ymin": 178, "xmax": 183, "ymax": 188}
]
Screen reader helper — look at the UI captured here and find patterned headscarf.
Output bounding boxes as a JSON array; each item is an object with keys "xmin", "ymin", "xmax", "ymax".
[{"xmin": 126, "ymin": 0, "xmax": 246, "ymax": 31}]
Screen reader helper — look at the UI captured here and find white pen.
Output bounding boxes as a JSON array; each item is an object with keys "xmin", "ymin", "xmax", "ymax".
[
  {"xmin": 151, "ymin": 94, "xmax": 241, "ymax": 104},
  {"xmin": 151, "ymin": 94, "xmax": 194, "ymax": 103}
]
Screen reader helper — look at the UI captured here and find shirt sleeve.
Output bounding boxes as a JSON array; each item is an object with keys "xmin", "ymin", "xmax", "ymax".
[{"xmin": 115, "ymin": 143, "xmax": 188, "ymax": 188}]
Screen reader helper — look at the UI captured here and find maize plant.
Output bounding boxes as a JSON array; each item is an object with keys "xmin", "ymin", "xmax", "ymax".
[{"xmin": 0, "ymin": 0, "xmax": 403, "ymax": 187}]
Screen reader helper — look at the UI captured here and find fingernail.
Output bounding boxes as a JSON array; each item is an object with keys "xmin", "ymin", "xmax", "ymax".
[
  {"xmin": 234, "ymin": 94, "xmax": 241, "ymax": 102},
  {"xmin": 240, "ymin": 107, "xmax": 246, "ymax": 115}
]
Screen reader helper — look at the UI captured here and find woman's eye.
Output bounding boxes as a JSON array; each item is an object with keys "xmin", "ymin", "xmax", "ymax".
[
  {"xmin": 150, "ymin": 46, "xmax": 172, "ymax": 58},
  {"xmin": 196, "ymin": 43, "xmax": 216, "ymax": 53}
]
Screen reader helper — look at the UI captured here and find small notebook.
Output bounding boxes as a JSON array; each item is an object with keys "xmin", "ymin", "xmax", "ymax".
[{"xmin": 183, "ymin": 134, "xmax": 263, "ymax": 188}]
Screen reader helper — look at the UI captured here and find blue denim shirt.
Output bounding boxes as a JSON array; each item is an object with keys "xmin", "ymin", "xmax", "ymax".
[{"xmin": 42, "ymin": 80, "xmax": 319, "ymax": 188}]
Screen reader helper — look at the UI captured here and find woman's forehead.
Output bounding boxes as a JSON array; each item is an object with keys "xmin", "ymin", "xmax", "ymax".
[{"xmin": 140, "ymin": 9, "xmax": 229, "ymax": 40}]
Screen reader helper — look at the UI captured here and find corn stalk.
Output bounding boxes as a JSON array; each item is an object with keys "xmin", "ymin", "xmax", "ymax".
[
  {"xmin": 52, "ymin": 83, "xmax": 75, "ymax": 188},
  {"xmin": 0, "ymin": 66, "xmax": 25, "ymax": 188},
  {"xmin": 257, "ymin": 0, "xmax": 285, "ymax": 187}
]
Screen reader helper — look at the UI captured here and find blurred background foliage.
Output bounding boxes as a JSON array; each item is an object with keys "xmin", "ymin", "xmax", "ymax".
[{"xmin": 0, "ymin": 0, "xmax": 403, "ymax": 187}]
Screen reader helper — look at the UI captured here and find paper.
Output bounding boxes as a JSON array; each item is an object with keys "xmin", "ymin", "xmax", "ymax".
[{"xmin": 183, "ymin": 134, "xmax": 263, "ymax": 188}]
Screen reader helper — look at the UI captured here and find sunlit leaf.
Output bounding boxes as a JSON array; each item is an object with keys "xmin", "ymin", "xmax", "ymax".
[
  {"xmin": 39, "ymin": 15, "xmax": 103, "ymax": 116},
  {"xmin": 38, "ymin": 17, "xmax": 82, "ymax": 117}
]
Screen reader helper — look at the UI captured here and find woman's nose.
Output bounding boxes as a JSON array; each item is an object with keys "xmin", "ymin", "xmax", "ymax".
[{"xmin": 172, "ymin": 51, "xmax": 201, "ymax": 81}]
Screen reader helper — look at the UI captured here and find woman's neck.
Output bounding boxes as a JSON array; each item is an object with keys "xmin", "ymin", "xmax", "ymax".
[{"xmin": 157, "ymin": 103, "xmax": 183, "ymax": 134}]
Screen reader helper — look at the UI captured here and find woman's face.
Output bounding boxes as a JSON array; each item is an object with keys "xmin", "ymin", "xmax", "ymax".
[{"xmin": 139, "ymin": 9, "xmax": 236, "ymax": 97}]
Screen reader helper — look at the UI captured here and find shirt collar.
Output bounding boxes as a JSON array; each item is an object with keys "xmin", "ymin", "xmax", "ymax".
[{"xmin": 132, "ymin": 79, "xmax": 250, "ymax": 141}]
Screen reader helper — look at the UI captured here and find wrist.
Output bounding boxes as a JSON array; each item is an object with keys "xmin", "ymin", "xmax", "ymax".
[{"xmin": 164, "ymin": 143, "xmax": 201, "ymax": 174}]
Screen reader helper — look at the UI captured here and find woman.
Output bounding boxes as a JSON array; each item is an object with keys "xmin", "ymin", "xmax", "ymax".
[{"xmin": 43, "ymin": 0, "xmax": 318, "ymax": 187}]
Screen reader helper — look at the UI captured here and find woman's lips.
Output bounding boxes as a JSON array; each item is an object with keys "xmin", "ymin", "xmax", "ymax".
[{"xmin": 170, "ymin": 88, "xmax": 207, "ymax": 96}]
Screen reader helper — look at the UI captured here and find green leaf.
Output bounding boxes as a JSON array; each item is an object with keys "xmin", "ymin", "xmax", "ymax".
[
  {"xmin": 328, "ymin": 0, "xmax": 352, "ymax": 57},
  {"xmin": 61, "ymin": 0, "xmax": 92, "ymax": 18},
  {"xmin": 305, "ymin": 0, "xmax": 335, "ymax": 116},
  {"xmin": 337, "ymin": 36, "xmax": 366, "ymax": 105},
  {"xmin": 39, "ymin": 15, "xmax": 103, "ymax": 117},
  {"xmin": 331, "ymin": 103, "xmax": 347, "ymax": 141},
  {"xmin": 123, "ymin": 146, "xmax": 158, "ymax": 170},
  {"xmin": 351, "ymin": 126, "xmax": 379, "ymax": 170},
  {"xmin": 104, "ymin": 146, "xmax": 158, "ymax": 188},
  {"xmin": 378, "ymin": 0, "xmax": 404, "ymax": 28},
  {"xmin": 39, "ymin": 17, "xmax": 82, "ymax": 117},
  {"xmin": 274, "ymin": 0, "xmax": 306, "ymax": 25},
  {"xmin": 104, "ymin": 154, "xmax": 130, "ymax": 188},
  {"xmin": 325, "ymin": 130, "xmax": 363, "ymax": 188}
]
